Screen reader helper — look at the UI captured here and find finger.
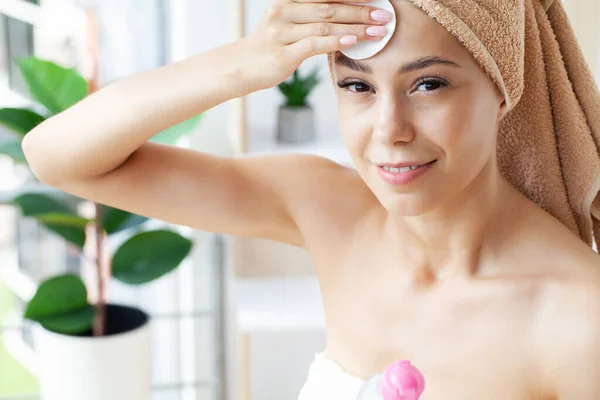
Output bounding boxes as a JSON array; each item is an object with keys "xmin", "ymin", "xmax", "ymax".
[
  {"xmin": 283, "ymin": 3, "xmax": 392, "ymax": 25},
  {"xmin": 277, "ymin": 22, "xmax": 386, "ymax": 45},
  {"xmin": 289, "ymin": 35, "xmax": 358, "ymax": 59}
]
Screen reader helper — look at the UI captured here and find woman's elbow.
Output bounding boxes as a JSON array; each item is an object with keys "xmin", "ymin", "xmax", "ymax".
[{"xmin": 21, "ymin": 125, "xmax": 64, "ymax": 187}]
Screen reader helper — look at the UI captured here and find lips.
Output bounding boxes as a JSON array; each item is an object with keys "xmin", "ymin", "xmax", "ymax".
[
  {"xmin": 375, "ymin": 160, "xmax": 437, "ymax": 185},
  {"xmin": 377, "ymin": 160, "xmax": 436, "ymax": 169},
  {"xmin": 381, "ymin": 163, "xmax": 428, "ymax": 173}
]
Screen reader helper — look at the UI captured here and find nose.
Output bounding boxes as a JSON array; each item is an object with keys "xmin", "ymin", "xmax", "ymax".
[{"xmin": 373, "ymin": 96, "xmax": 416, "ymax": 146}]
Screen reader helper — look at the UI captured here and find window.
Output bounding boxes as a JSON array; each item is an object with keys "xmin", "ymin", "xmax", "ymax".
[{"xmin": 0, "ymin": 0, "xmax": 39, "ymax": 99}]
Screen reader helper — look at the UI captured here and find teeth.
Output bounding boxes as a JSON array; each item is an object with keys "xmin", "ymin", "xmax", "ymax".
[{"xmin": 383, "ymin": 165, "xmax": 422, "ymax": 173}]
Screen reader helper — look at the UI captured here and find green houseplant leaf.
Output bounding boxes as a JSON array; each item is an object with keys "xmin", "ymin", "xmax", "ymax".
[
  {"xmin": 277, "ymin": 67, "xmax": 321, "ymax": 107},
  {"xmin": 18, "ymin": 57, "xmax": 88, "ymax": 115},
  {"xmin": 112, "ymin": 230, "xmax": 193, "ymax": 285},
  {"xmin": 101, "ymin": 206, "xmax": 148, "ymax": 235},
  {"xmin": 150, "ymin": 114, "xmax": 203, "ymax": 145},
  {"xmin": 39, "ymin": 306, "xmax": 95, "ymax": 335},
  {"xmin": 24, "ymin": 274, "xmax": 88, "ymax": 319},
  {"xmin": 0, "ymin": 140, "xmax": 26, "ymax": 162},
  {"xmin": 302, "ymin": 68, "xmax": 320, "ymax": 93},
  {"xmin": 13, "ymin": 193, "xmax": 75, "ymax": 215},
  {"xmin": 24, "ymin": 274, "xmax": 94, "ymax": 334},
  {"xmin": 40, "ymin": 222, "xmax": 86, "ymax": 249},
  {"xmin": 13, "ymin": 194, "xmax": 87, "ymax": 248},
  {"xmin": 0, "ymin": 108, "xmax": 46, "ymax": 136},
  {"xmin": 37, "ymin": 213, "xmax": 91, "ymax": 228}
]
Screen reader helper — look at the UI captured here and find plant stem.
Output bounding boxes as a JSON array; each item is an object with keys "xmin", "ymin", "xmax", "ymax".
[
  {"xmin": 86, "ymin": 17, "xmax": 104, "ymax": 336},
  {"xmin": 92, "ymin": 202, "xmax": 106, "ymax": 337}
]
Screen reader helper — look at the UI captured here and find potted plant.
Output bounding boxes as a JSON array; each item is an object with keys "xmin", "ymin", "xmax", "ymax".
[
  {"xmin": 0, "ymin": 57, "xmax": 202, "ymax": 400},
  {"xmin": 276, "ymin": 66, "xmax": 321, "ymax": 144}
]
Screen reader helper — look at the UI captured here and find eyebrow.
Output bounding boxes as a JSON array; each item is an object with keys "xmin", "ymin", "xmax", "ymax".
[{"xmin": 334, "ymin": 53, "xmax": 461, "ymax": 74}]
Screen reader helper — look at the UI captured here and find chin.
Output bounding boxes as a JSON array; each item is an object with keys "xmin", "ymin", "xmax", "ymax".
[{"xmin": 377, "ymin": 192, "xmax": 434, "ymax": 217}]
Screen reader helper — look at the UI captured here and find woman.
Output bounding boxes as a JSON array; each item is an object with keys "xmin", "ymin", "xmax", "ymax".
[{"xmin": 22, "ymin": 0, "xmax": 600, "ymax": 398}]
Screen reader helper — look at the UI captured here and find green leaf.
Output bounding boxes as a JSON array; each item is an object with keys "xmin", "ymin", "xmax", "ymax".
[
  {"xmin": 37, "ymin": 213, "xmax": 91, "ymax": 228},
  {"xmin": 112, "ymin": 230, "xmax": 193, "ymax": 285},
  {"xmin": 13, "ymin": 193, "xmax": 75, "ymax": 216},
  {"xmin": 100, "ymin": 206, "xmax": 148, "ymax": 235},
  {"xmin": 24, "ymin": 274, "xmax": 89, "ymax": 321},
  {"xmin": 44, "ymin": 224, "xmax": 86, "ymax": 249},
  {"xmin": 0, "ymin": 108, "xmax": 46, "ymax": 136},
  {"xmin": 150, "ymin": 114, "xmax": 203, "ymax": 145},
  {"xmin": 40, "ymin": 306, "xmax": 95, "ymax": 335},
  {"xmin": 0, "ymin": 140, "xmax": 26, "ymax": 163},
  {"xmin": 18, "ymin": 57, "xmax": 88, "ymax": 115},
  {"xmin": 303, "ymin": 68, "xmax": 321, "ymax": 93},
  {"xmin": 278, "ymin": 67, "xmax": 320, "ymax": 107},
  {"xmin": 13, "ymin": 194, "xmax": 87, "ymax": 248}
]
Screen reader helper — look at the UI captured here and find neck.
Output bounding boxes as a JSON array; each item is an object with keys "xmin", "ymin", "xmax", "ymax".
[{"xmin": 386, "ymin": 160, "xmax": 520, "ymax": 281}]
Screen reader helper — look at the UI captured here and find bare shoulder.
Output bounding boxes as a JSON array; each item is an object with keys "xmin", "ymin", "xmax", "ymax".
[
  {"xmin": 535, "ymin": 247, "xmax": 600, "ymax": 399},
  {"xmin": 535, "ymin": 237, "xmax": 600, "ymax": 332}
]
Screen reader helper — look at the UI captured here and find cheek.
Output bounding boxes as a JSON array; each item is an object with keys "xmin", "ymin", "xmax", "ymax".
[
  {"xmin": 337, "ymin": 99, "xmax": 354, "ymax": 133},
  {"xmin": 337, "ymin": 99, "xmax": 372, "ymax": 156},
  {"xmin": 419, "ymin": 91, "xmax": 498, "ymax": 166}
]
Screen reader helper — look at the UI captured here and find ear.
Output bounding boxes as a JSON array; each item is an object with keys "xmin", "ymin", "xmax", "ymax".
[{"xmin": 498, "ymin": 100, "xmax": 508, "ymax": 121}]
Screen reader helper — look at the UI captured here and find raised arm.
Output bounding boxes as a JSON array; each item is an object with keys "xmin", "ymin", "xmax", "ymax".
[{"xmin": 22, "ymin": 0, "xmax": 389, "ymax": 245}]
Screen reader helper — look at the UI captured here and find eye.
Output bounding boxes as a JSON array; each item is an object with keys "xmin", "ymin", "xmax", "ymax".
[
  {"xmin": 414, "ymin": 78, "xmax": 449, "ymax": 93},
  {"xmin": 336, "ymin": 79, "xmax": 374, "ymax": 94}
]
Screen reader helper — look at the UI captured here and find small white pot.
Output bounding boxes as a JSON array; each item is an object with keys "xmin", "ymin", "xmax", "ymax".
[
  {"xmin": 277, "ymin": 105, "xmax": 316, "ymax": 144},
  {"xmin": 33, "ymin": 304, "xmax": 152, "ymax": 400}
]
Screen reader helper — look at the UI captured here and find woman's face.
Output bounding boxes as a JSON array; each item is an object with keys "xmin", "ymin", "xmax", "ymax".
[{"xmin": 332, "ymin": 1, "xmax": 506, "ymax": 216}]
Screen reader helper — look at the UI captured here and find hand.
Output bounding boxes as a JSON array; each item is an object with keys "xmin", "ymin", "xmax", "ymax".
[{"xmin": 241, "ymin": 0, "xmax": 393, "ymax": 90}]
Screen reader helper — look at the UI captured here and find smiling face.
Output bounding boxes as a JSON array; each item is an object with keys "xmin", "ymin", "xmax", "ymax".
[{"xmin": 331, "ymin": 1, "xmax": 506, "ymax": 216}]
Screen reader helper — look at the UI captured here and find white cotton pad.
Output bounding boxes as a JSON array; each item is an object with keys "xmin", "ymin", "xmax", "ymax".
[{"xmin": 341, "ymin": 0, "xmax": 397, "ymax": 60}]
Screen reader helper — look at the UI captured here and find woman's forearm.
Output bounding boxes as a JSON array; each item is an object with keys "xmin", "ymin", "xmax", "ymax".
[{"xmin": 22, "ymin": 39, "xmax": 251, "ymax": 184}]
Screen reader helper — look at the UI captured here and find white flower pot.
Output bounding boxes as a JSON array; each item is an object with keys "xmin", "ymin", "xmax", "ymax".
[
  {"xmin": 277, "ymin": 105, "xmax": 316, "ymax": 144},
  {"xmin": 33, "ymin": 304, "xmax": 152, "ymax": 400}
]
